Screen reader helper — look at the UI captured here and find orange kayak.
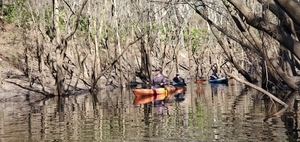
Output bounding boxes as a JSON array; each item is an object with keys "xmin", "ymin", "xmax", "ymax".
[
  {"xmin": 132, "ymin": 88, "xmax": 165, "ymax": 97},
  {"xmin": 132, "ymin": 86, "xmax": 184, "ymax": 96},
  {"xmin": 132, "ymin": 86, "xmax": 185, "ymax": 105}
]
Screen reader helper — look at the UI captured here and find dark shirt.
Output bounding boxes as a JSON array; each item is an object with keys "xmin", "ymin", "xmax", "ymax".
[
  {"xmin": 210, "ymin": 72, "xmax": 218, "ymax": 80},
  {"xmin": 173, "ymin": 76, "xmax": 186, "ymax": 85}
]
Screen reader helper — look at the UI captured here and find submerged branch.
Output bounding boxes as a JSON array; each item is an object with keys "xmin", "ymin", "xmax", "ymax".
[
  {"xmin": 227, "ymin": 73, "xmax": 288, "ymax": 107},
  {"xmin": 5, "ymin": 80, "xmax": 53, "ymax": 97}
]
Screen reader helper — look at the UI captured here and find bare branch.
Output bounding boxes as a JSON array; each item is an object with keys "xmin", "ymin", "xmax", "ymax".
[
  {"xmin": 92, "ymin": 35, "xmax": 144, "ymax": 89},
  {"xmin": 63, "ymin": 0, "xmax": 75, "ymax": 15},
  {"xmin": 64, "ymin": 0, "xmax": 88, "ymax": 41},
  {"xmin": 227, "ymin": 73, "xmax": 288, "ymax": 107}
]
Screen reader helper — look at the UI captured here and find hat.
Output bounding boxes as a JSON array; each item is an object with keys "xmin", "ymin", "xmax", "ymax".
[
  {"xmin": 155, "ymin": 67, "xmax": 162, "ymax": 71},
  {"xmin": 176, "ymin": 73, "xmax": 180, "ymax": 75}
]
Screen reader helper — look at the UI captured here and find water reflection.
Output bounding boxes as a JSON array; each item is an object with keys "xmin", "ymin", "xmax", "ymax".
[
  {"xmin": 134, "ymin": 87, "xmax": 187, "ymax": 117},
  {"xmin": 210, "ymin": 82, "xmax": 228, "ymax": 96},
  {"xmin": 174, "ymin": 92, "xmax": 185, "ymax": 103},
  {"xmin": 0, "ymin": 82, "xmax": 300, "ymax": 141}
]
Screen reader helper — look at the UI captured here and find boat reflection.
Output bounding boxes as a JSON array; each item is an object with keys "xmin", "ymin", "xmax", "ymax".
[
  {"xmin": 196, "ymin": 87, "xmax": 205, "ymax": 95},
  {"xmin": 134, "ymin": 87, "xmax": 186, "ymax": 117},
  {"xmin": 210, "ymin": 83, "xmax": 228, "ymax": 95},
  {"xmin": 174, "ymin": 91, "xmax": 185, "ymax": 102},
  {"xmin": 133, "ymin": 87, "xmax": 186, "ymax": 105},
  {"xmin": 194, "ymin": 79, "xmax": 206, "ymax": 85}
]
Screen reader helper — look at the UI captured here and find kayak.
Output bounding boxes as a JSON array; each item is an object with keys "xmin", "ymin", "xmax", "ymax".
[
  {"xmin": 133, "ymin": 86, "xmax": 185, "ymax": 105},
  {"xmin": 208, "ymin": 77, "xmax": 228, "ymax": 84},
  {"xmin": 132, "ymin": 86, "xmax": 185, "ymax": 99},
  {"xmin": 132, "ymin": 86, "xmax": 184, "ymax": 96}
]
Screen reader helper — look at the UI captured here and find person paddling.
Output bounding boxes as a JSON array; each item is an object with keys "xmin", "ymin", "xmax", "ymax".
[
  {"xmin": 151, "ymin": 67, "xmax": 168, "ymax": 107},
  {"xmin": 172, "ymin": 73, "xmax": 186, "ymax": 86},
  {"xmin": 151, "ymin": 67, "xmax": 167, "ymax": 89},
  {"xmin": 210, "ymin": 69, "xmax": 219, "ymax": 80}
]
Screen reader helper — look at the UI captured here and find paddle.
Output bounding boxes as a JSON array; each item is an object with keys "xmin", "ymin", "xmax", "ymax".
[
  {"xmin": 129, "ymin": 81, "xmax": 151, "ymax": 88},
  {"xmin": 129, "ymin": 81, "xmax": 144, "ymax": 86}
]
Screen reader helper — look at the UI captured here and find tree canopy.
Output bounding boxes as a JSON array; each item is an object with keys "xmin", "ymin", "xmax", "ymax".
[{"xmin": 0, "ymin": 0, "xmax": 300, "ymax": 96}]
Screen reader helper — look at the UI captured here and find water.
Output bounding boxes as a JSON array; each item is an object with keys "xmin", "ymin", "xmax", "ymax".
[{"xmin": 0, "ymin": 80, "xmax": 299, "ymax": 141}]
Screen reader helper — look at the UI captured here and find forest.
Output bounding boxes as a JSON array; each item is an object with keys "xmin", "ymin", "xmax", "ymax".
[{"xmin": 0, "ymin": 0, "xmax": 300, "ymax": 101}]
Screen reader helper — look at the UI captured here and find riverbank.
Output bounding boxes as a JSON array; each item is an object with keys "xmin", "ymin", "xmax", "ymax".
[{"xmin": 0, "ymin": 23, "xmax": 47, "ymax": 102}]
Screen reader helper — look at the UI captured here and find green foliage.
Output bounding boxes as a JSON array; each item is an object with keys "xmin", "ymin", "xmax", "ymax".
[
  {"xmin": 80, "ymin": 16, "xmax": 89, "ymax": 31},
  {"xmin": 3, "ymin": 0, "xmax": 31, "ymax": 27},
  {"xmin": 1, "ymin": 1, "xmax": 30, "ymax": 36},
  {"xmin": 183, "ymin": 27, "xmax": 207, "ymax": 52},
  {"xmin": 20, "ymin": 10, "xmax": 31, "ymax": 30},
  {"xmin": 44, "ymin": 8, "xmax": 67, "ymax": 32},
  {"xmin": 3, "ymin": 4, "xmax": 18, "ymax": 23},
  {"xmin": 59, "ymin": 13, "xmax": 65, "ymax": 31},
  {"xmin": 44, "ymin": 9, "xmax": 90, "ymax": 34},
  {"xmin": 44, "ymin": 8, "xmax": 52, "ymax": 29}
]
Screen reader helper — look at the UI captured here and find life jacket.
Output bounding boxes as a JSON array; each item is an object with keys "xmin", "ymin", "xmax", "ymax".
[{"xmin": 152, "ymin": 75, "xmax": 166, "ymax": 88}]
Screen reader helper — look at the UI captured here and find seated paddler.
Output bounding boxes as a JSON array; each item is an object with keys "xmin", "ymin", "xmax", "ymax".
[
  {"xmin": 151, "ymin": 67, "xmax": 167, "ymax": 88},
  {"xmin": 172, "ymin": 73, "xmax": 186, "ymax": 86},
  {"xmin": 210, "ymin": 69, "xmax": 219, "ymax": 80}
]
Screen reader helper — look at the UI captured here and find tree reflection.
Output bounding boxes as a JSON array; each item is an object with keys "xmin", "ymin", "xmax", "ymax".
[
  {"xmin": 261, "ymin": 91, "xmax": 300, "ymax": 141},
  {"xmin": 56, "ymin": 96, "xmax": 65, "ymax": 122},
  {"xmin": 3, "ymin": 83, "xmax": 300, "ymax": 141},
  {"xmin": 281, "ymin": 91, "xmax": 299, "ymax": 141},
  {"xmin": 174, "ymin": 92, "xmax": 185, "ymax": 103},
  {"xmin": 143, "ymin": 102, "xmax": 152, "ymax": 126}
]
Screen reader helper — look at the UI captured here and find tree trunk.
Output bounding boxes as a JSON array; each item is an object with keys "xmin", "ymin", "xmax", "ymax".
[
  {"xmin": 140, "ymin": 36, "xmax": 151, "ymax": 82},
  {"xmin": 55, "ymin": 47, "xmax": 65, "ymax": 95},
  {"xmin": 54, "ymin": 0, "xmax": 65, "ymax": 95},
  {"xmin": 0, "ymin": 65, "xmax": 2, "ymax": 88},
  {"xmin": 187, "ymin": 22, "xmax": 192, "ymax": 79},
  {"xmin": 228, "ymin": 0, "xmax": 300, "ymax": 61},
  {"xmin": 113, "ymin": 0, "xmax": 125, "ymax": 88},
  {"xmin": 52, "ymin": 0, "xmax": 87, "ymax": 95},
  {"xmin": 204, "ymin": 7, "xmax": 256, "ymax": 83},
  {"xmin": 38, "ymin": 33, "xmax": 45, "ymax": 91},
  {"xmin": 274, "ymin": 0, "xmax": 300, "ymax": 26},
  {"xmin": 0, "ymin": 0, "xmax": 2, "ymax": 17}
]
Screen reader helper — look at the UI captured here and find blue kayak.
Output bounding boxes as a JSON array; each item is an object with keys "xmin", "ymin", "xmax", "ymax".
[{"xmin": 209, "ymin": 77, "xmax": 228, "ymax": 84}]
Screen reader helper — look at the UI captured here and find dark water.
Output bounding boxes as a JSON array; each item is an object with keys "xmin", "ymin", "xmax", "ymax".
[{"xmin": 0, "ymin": 80, "xmax": 299, "ymax": 141}]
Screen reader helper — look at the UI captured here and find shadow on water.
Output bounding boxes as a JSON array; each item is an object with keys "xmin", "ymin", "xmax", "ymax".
[{"xmin": 2, "ymin": 82, "xmax": 300, "ymax": 141}]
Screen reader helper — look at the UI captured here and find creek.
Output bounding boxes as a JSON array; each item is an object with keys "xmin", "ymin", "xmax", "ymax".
[{"xmin": 0, "ymin": 80, "xmax": 298, "ymax": 141}]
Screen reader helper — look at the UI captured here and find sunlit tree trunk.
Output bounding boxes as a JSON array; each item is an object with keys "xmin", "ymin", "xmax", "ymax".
[
  {"xmin": 53, "ymin": 0, "xmax": 65, "ymax": 95},
  {"xmin": 89, "ymin": 0, "xmax": 103, "ymax": 92},
  {"xmin": 187, "ymin": 22, "xmax": 192, "ymax": 79},
  {"xmin": 112, "ymin": 0, "xmax": 125, "ymax": 88}
]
